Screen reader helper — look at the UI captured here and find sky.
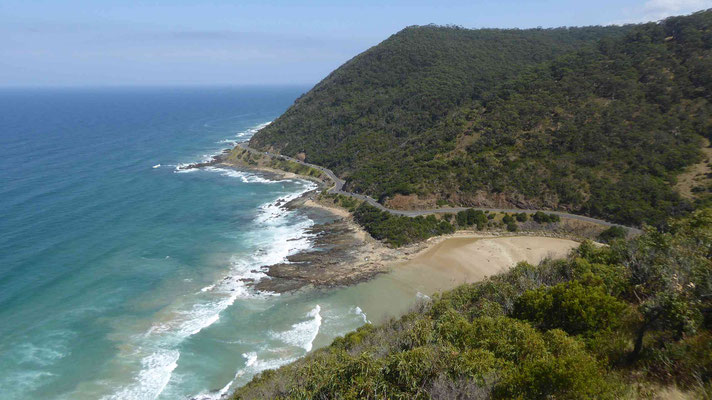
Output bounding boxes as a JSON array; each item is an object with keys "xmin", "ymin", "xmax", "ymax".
[{"xmin": 1, "ymin": 0, "xmax": 711, "ymax": 87}]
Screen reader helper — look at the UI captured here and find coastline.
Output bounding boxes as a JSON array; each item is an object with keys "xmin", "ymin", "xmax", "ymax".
[
  {"xmin": 253, "ymin": 187, "xmax": 588, "ymax": 294},
  {"xmin": 322, "ymin": 234, "xmax": 580, "ymax": 326},
  {"xmin": 192, "ymin": 149, "xmax": 593, "ymax": 295},
  {"xmin": 168, "ymin": 139, "xmax": 593, "ymax": 397}
]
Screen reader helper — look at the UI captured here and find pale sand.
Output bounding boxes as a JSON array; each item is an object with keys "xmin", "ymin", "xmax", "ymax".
[
  {"xmin": 398, "ymin": 236, "xmax": 579, "ymax": 293},
  {"xmin": 303, "ymin": 199, "xmax": 351, "ymax": 218},
  {"xmin": 322, "ymin": 235, "xmax": 579, "ymax": 325}
]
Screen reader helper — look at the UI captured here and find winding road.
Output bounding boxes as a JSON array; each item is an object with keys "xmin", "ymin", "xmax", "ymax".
[{"xmin": 236, "ymin": 142, "xmax": 639, "ymax": 232}]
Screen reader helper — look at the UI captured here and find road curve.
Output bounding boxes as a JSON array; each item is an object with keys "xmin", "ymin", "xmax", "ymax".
[{"xmin": 236, "ymin": 142, "xmax": 640, "ymax": 233}]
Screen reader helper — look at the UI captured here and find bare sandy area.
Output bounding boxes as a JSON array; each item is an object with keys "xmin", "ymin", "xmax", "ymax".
[
  {"xmin": 260, "ymin": 191, "xmax": 584, "ymax": 294},
  {"xmin": 303, "ymin": 199, "xmax": 351, "ymax": 218},
  {"xmin": 322, "ymin": 235, "xmax": 580, "ymax": 324},
  {"xmin": 397, "ymin": 236, "xmax": 579, "ymax": 293}
]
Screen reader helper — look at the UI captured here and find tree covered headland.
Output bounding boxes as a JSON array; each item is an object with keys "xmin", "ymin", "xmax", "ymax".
[
  {"xmin": 249, "ymin": 10, "xmax": 712, "ymax": 227},
  {"xmin": 232, "ymin": 207, "xmax": 712, "ymax": 399}
]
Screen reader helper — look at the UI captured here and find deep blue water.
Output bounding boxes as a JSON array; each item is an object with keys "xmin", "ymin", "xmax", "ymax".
[{"xmin": 0, "ymin": 87, "xmax": 372, "ymax": 399}]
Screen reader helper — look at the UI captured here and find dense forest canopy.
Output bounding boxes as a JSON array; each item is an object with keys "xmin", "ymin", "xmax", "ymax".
[{"xmin": 249, "ymin": 11, "xmax": 712, "ymax": 227}]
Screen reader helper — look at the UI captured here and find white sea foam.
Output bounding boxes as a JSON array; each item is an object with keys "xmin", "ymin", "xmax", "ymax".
[
  {"xmin": 255, "ymin": 182, "xmax": 318, "ymax": 225},
  {"xmin": 416, "ymin": 292, "xmax": 431, "ymax": 301},
  {"xmin": 200, "ymin": 120, "xmax": 273, "ymax": 163},
  {"xmin": 203, "ymin": 166, "xmax": 279, "ymax": 184},
  {"xmin": 193, "ymin": 350, "xmax": 294, "ymax": 400},
  {"xmin": 194, "ymin": 303, "xmax": 323, "ymax": 399},
  {"xmin": 0, "ymin": 369, "xmax": 57, "ymax": 398},
  {"xmin": 272, "ymin": 305, "xmax": 322, "ymax": 352},
  {"xmin": 216, "ymin": 139, "xmax": 238, "ymax": 147},
  {"xmin": 173, "ymin": 164, "xmax": 198, "ymax": 173},
  {"xmin": 351, "ymin": 306, "xmax": 370, "ymax": 324},
  {"xmin": 214, "ymin": 120, "xmax": 272, "ymax": 144},
  {"xmin": 0, "ymin": 328, "xmax": 74, "ymax": 395},
  {"xmin": 16, "ymin": 342, "xmax": 67, "ymax": 367},
  {"xmin": 115, "ymin": 128, "xmax": 316, "ymax": 399},
  {"xmin": 106, "ymin": 177, "xmax": 317, "ymax": 400},
  {"xmin": 234, "ymin": 352, "xmax": 296, "ymax": 378},
  {"xmin": 173, "ymin": 120, "xmax": 273, "ymax": 176},
  {"xmin": 103, "ymin": 349, "xmax": 179, "ymax": 400}
]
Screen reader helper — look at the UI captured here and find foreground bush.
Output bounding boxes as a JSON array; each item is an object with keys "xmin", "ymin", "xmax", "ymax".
[{"xmin": 232, "ymin": 208, "xmax": 712, "ymax": 399}]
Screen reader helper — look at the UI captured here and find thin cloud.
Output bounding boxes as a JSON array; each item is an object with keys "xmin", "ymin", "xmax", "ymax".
[
  {"xmin": 644, "ymin": 0, "xmax": 712, "ymax": 18},
  {"xmin": 617, "ymin": 0, "xmax": 712, "ymax": 23}
]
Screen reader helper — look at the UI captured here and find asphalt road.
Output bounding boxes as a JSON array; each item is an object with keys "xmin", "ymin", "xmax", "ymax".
[{"xmin": 236, "ymin": 142, "xmax": 639, "ymax": 232}]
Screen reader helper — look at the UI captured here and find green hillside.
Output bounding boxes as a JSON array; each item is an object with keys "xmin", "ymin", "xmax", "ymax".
[
  {"xmin": 232, "ymin": 207, "xmax": 712, "ymax": 399},
  {"xmin": 249, "ymin": 11, "xmax": 712, "ymax": 227}
]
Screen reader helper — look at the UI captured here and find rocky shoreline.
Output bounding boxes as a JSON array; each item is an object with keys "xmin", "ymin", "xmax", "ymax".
[
  {"xmin": 178, "ymin": 145, "xmax": 396, "ymax": 293},
  {"xmin": 250, "ymin": 189, "xmax": 609, "ymax": 294},
  {"xmin": 253, "ymin": 193, "xmax": 405, "ymax": 293},
  {"xmin": 185, "ymin": 150, "xmax": 601, "ymax": 295}
]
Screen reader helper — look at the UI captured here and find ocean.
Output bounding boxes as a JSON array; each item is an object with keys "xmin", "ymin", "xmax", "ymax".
[{"xmin": 0, "ymin": 87, "xmax": 379, "ymax": 399}]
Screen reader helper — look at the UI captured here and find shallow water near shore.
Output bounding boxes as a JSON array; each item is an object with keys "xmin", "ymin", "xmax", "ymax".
[
  {"xmin": 0, "ymin": 87, "xmax": 372, "ymax": 399},
  {"xmin": 0, "ymin": 88, "xmax": 580, "ymax": 400},
  {"xmin": 309, "ymin": 235, "xmax": 580, "ymax": 332}
]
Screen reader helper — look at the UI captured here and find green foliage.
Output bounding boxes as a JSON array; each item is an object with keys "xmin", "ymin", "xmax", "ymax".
[
  {"xmin": 514, "ymin": 281, "xmax": 628, "ymax": 336},
  {"xmin": 598, "ymin": 226, "xmax": 628, "ymax": 243},
  {"xmin": 233, "ymin": 207, "xmax": 712, "ymax": 399},
  {"xmin": 268, "ymin": 158, "xmax": 322, "ymax": 178},
  {"xmin": 327, "ymin": 193, "xmax": 360, "ymax": 211},
  {"xmin": 353, "ymin": 203, "xmax": 454, "ymax": 247},
  {"xmin": 532, "ymin": 211, "xmax": 560, "ymax": 224},
  {"xmin": 502, "ymin": 214, "xmax": 520, "ymax": 231},
  {"xmin": 494, "ymin": 329, "xmax": 620, "ymax": 399},
  {"xmin": 644, "ymin": 332, "xmax": 712, "ymax": 387},
  {"xmin": 249, "ymin": 12, "xmax": 712, "ymax": 227},
  {"xmin": 455, "ymin": 208, "xmax": 488, "ymax": 229},
  {"xmin": 501, "ymin": 214, "xmax": 514, "ymax": 224}
]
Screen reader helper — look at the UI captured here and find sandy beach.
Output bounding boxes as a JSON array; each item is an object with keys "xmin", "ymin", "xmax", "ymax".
[
  {"xmin": 252, "ymin": 190, "xmax": 588, "ymax": 294},
  {"xmin": 308, "ymin": 234, "xmax": 580, "ymax": 329},
  {"xmin": 395, "ymin": 235, "xmax": 579, "ymax": 293}
]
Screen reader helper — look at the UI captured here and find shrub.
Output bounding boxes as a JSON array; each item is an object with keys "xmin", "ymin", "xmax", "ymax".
[
  {"xmin": 353, "ymin": 203, "xmax": 455, "ymax": 246},
  {"xmin": 531, "ymin": 211, "xmax": 561, "ymax": 224},
  {"xmin": 514, "ymin": 281, "xmax": 628, "ymax": 337},
  {"xmin": 598, "ymin": 226, "xmax": 628, "ymax": 243},
  {"xmin": 456, "ymin": 209, "xmax": 488, "ymax": 229},
  {"xmin": 494, "ymin": 329, "xmax": 621, "ymax": 399},
  {"xmin": 644, "ymin": 332, "xmax": 712, "ymax": 388}
]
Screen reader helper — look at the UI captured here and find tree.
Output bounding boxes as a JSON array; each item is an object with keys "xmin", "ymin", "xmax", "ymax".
[{"xmin": 514, "ymin": 281, "xmax": 627, "ymax": 337}]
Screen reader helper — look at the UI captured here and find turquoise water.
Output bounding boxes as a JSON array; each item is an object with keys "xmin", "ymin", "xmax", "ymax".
[{"xmin": 0, "ymin": 87, "xmax": 377, "ymax": 399}]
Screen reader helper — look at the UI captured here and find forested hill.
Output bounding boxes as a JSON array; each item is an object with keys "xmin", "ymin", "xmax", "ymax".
[
  {"xmin": 249, "ymin": 11, "xmax": 712, "ymax": 227},
  {"xmin": 250, "ymin": 25, "xmax": 629, "ymax": 156}
]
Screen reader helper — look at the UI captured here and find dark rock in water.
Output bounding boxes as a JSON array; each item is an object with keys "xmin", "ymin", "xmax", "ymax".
[
  {"xmin": 253, "ymin": 220, "xmax": 381, "ymax": 293},
  {"xmin": 177, "ymin": 154, "xmax": 224, "ymax": 170},
  {"xmin": 254, "ymin": 276, "xmax": 307, "ymax": 293}
]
